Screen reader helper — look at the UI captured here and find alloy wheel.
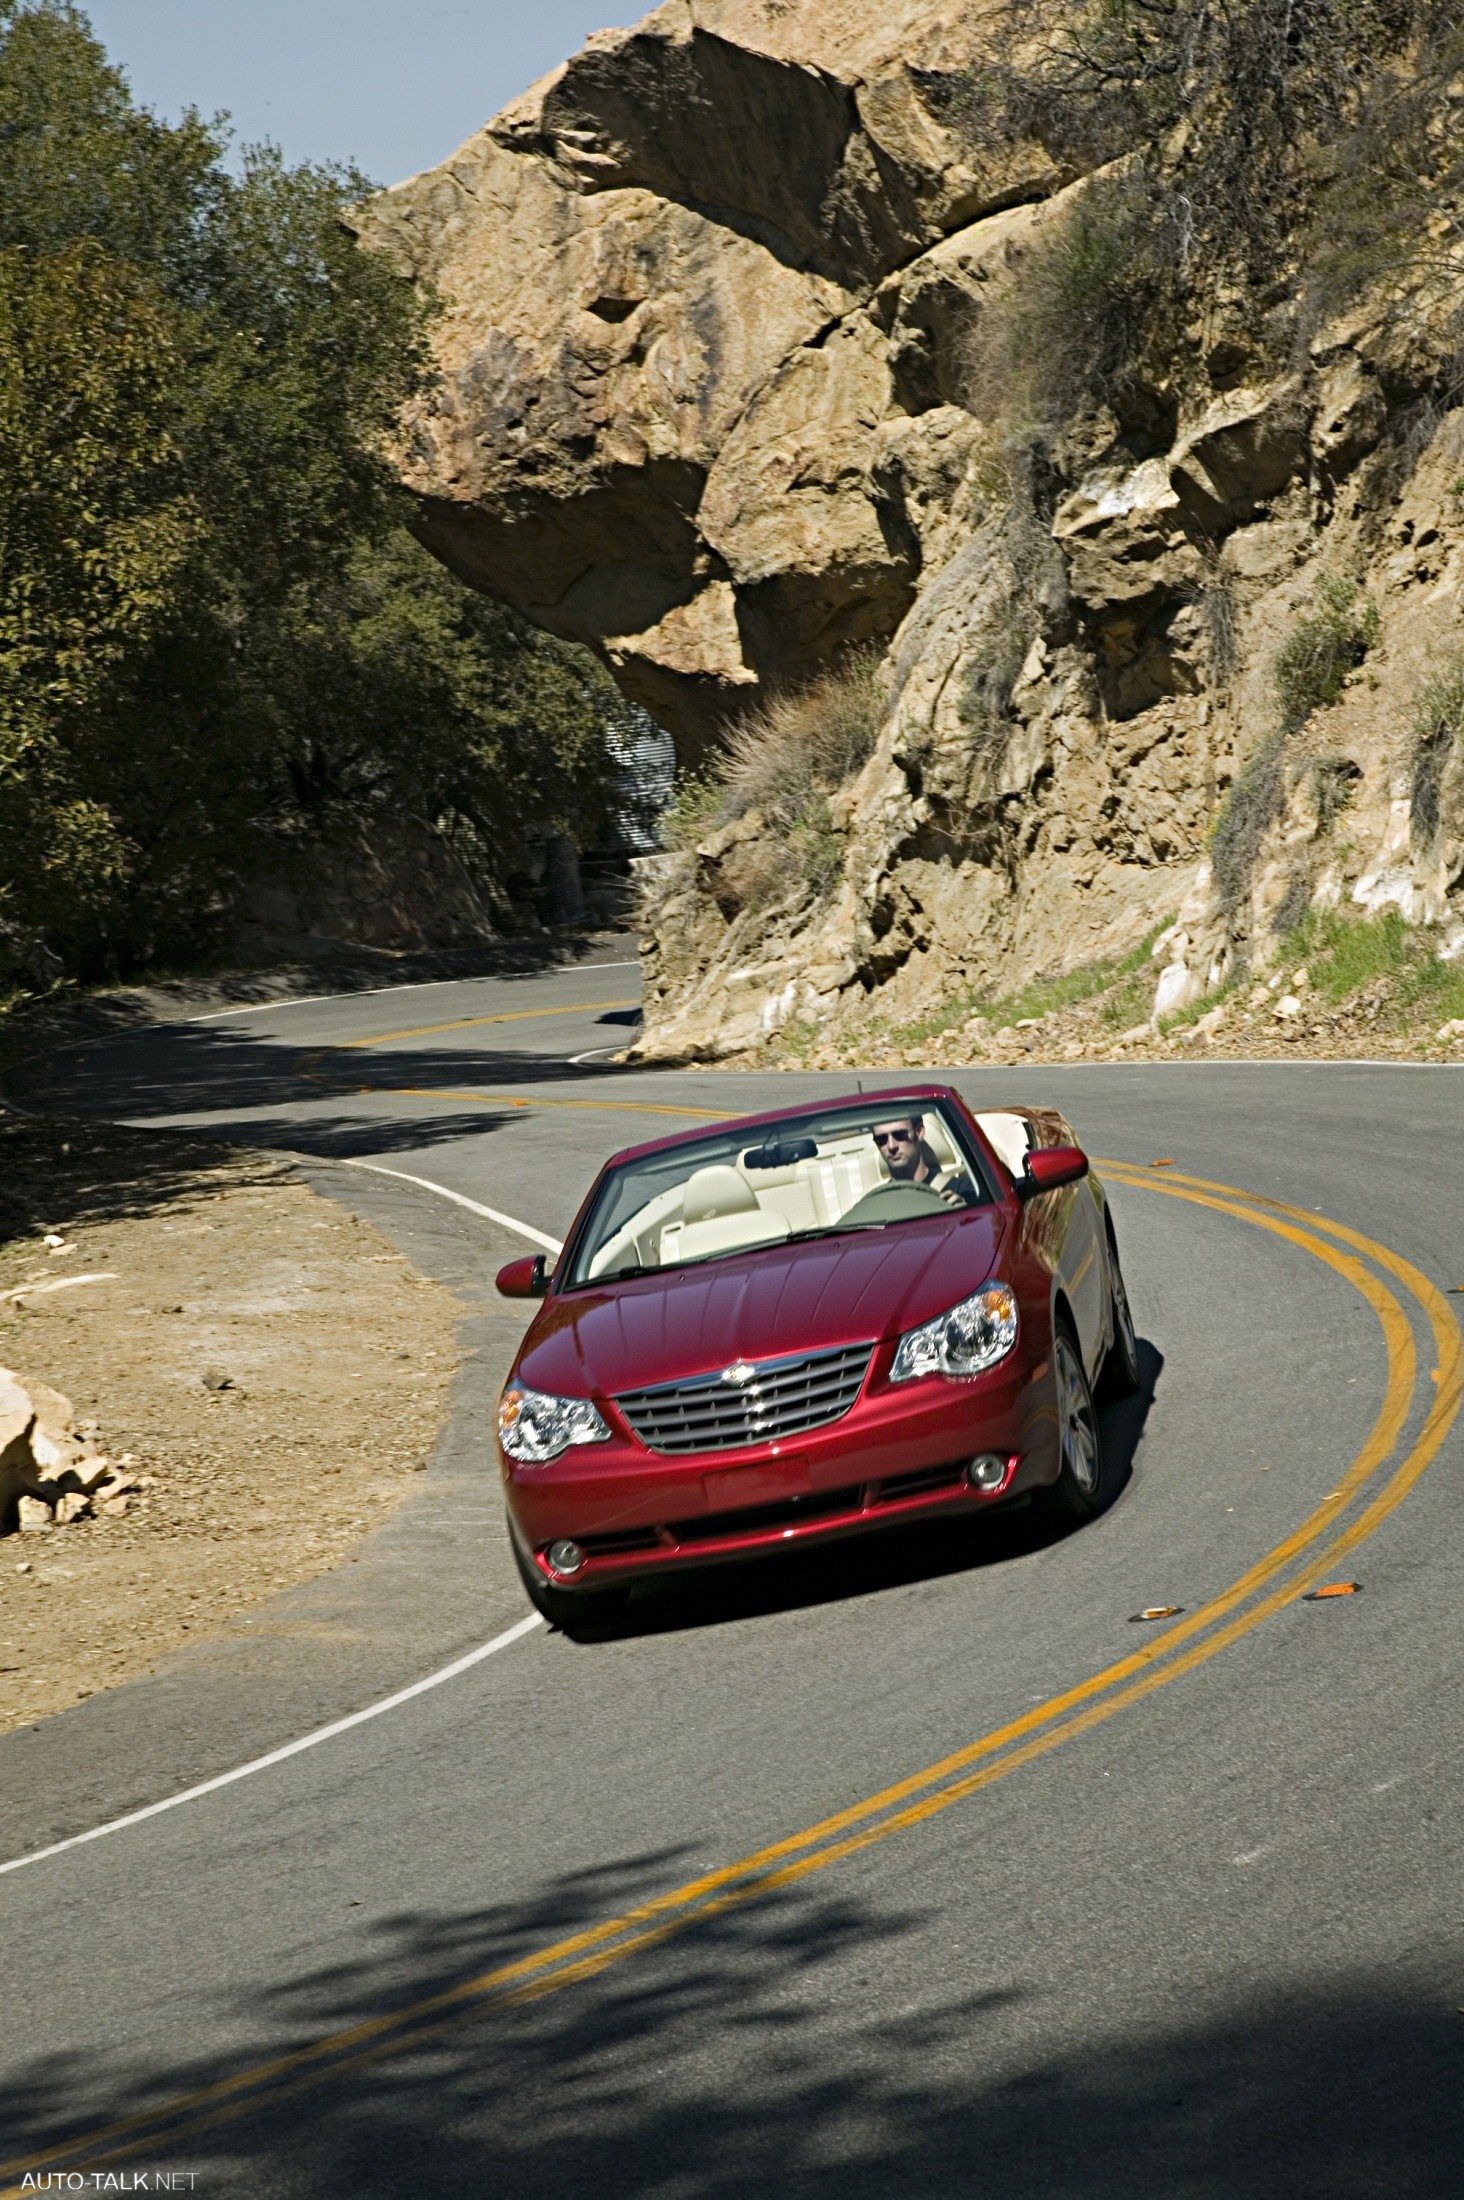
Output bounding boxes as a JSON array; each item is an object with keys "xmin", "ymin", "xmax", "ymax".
[{"xmin": 1056, "ymin": 1333, "xmax": 1099, "ymax": 1495}]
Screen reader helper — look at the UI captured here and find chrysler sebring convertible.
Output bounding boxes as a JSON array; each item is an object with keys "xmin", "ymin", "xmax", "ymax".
[{"xmin": 494, "ymin": 1085, "xmax": 1139, "ymax": 1626}]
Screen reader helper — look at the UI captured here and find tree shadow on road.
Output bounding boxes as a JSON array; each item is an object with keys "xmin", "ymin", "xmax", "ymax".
[
  {"xmin": 10, "ymin": 1019, "xmax": 662, "ymax": 1117},
  {"xmin": 4, "ymin": 1838, "xmax": 1458, "ymax": 2199}
]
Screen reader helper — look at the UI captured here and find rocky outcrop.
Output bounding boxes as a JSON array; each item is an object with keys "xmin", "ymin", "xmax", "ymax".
[
  {"xmin": 0, "ymin": 1367, "xmax": 136, "ymax": 1535},
  {"xmin": 353, "ymin": 0, "xmax": 1064, "ymax": 754},
  {"xmin": 634, "ymin": 374, "xmax": 1464, "ymax": 1058},
  {"xmin": 358, "ymin": 1, "xmax": 1464, "ymax": 1052}
]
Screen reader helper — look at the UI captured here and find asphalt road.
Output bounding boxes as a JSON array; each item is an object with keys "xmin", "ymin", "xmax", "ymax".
[{"xmin": 3, "ymin": 951, "xmax": 1463, "ymax": 2199}]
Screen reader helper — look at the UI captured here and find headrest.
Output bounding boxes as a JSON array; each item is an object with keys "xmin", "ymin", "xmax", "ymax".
[
  {"xmin": 975, "ymin": 1110, "xmax": 1032, "ymax": 1178},
  {"xmin": 920, "ymin": 1115, "xmax": 959, "ymax": 1168},
  {"xmin": 681, "ymin": 1165, "xmax": 760, "ymax": 1224}
]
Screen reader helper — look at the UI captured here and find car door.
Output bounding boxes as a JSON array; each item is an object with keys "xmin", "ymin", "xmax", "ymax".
[
  {"xmin": 1010, "ymin": 1108, "xmax": 1105, "ymax": 1376},
  {"xmin": 1045, "ymin": 1110, "xmax": 1106, "ymax": 1373}
]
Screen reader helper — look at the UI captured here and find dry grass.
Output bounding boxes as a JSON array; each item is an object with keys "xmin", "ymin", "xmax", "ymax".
[{"xmin": 660, "ymin": 654, "xmax": 885, "ymax": 909}]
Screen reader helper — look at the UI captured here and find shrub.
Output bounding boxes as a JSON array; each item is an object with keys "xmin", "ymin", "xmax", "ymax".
[
  {"xmin": 1201, "ymin": 570, "xmax": 1240, "ymax": 690},
  {"xmin": 719, "ymin": 651, "xmax": 884, "ymax": 823},
  {"xmin": 1209, "ymin": 735, "xmax": 1286, "ymax": 915},
  {"xmin": 967, "ymin": 167, "xmax": 1180, "ymax": 443},
  {"xmin": 661, "ymin": 653, "xmax": 885, "ymax": 907},
  {"xmin": 1273, "ymin": 574, "xmax": 1379, "ymax": 735},
  {"xmin": 659, "ymin": 773, "xmax": 724, "ymax": 856},
  {"xmin": 1409, "ymin": 656, "xmax": 1464, "ymax": 845}
]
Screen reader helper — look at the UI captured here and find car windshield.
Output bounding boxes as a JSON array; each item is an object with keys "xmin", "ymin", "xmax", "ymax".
[{"xmin": 561, "ymin": 1099, "xmax": 994, "ymax": 1288}]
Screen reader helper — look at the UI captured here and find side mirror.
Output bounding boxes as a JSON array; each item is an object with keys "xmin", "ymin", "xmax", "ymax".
[
  {"xmin": 1017, "ymin": 1146, "xmax": 1089, "ymax": 1199},
  {"xmin": 496, "ymin": 1253, "xmax": 550, "ymax": 1299}
]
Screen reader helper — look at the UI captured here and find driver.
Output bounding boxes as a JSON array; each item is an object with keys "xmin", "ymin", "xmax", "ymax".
[{"xmin": 870, "ymin": 1115, "xmax": 976, "ymax": 1206}]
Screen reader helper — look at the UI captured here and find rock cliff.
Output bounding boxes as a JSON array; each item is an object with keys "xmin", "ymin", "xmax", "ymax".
[{"xmin": 356, "ymin": 0, "xmax": 1464, "ymax": 1059}]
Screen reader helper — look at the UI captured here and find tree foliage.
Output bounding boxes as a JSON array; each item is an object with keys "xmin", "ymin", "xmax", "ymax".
[
  {"xmin": 936, "ymin": 0, "xmax": 1464, "ymax": 466},
  {"xmin": 0, "ymin": 1, "xmax": 621, "ymax": 985}
]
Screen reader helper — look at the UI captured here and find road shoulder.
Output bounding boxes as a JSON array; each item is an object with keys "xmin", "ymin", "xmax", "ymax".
[{"xmin": 0, "ymin": 1158, "xmax": 533, "ymax": 1863}]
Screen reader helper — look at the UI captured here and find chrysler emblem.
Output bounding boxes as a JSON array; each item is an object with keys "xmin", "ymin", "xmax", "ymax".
[{"xmin": 722, "ymin": 1361, "xmax": 757, "ymax": 1385}]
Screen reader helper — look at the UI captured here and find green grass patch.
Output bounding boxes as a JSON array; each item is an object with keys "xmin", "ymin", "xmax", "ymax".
[
  {"xmin": 1278, "ymin": 906, "xmax": 1464, "ymax": 1025},
  {"xmin": 1282, "ymin": 906, "xmax": 1414, "ymax": 1002},
  {"xmin": 877, "ymin": 924, "xmax": 1171, "ymax": 1049}
]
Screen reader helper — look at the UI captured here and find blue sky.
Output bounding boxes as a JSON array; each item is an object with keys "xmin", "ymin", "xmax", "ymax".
[{"xmin": 81, "ymin": 1, "xmax": 629, "ymax": 185}]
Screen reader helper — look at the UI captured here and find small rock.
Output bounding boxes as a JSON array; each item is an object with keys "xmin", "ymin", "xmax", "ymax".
[
  {"xmin": 1015, "ymin": 1016, "xmax": 1043, "ymax": 1029},
  {"xmin": 15, "ymin": 1560, "xmax": 31, "ymax": 1573},
  {"xmin": 201, "ymin": 1369, "xmax": 234, "ymax": 1393},
  {"xmin": 100, "ymin": 1494, "xmax": 130, "ymax": 1517},
  {"xmin": 1114, "ymin": 1023, "xmax": 1153, "ymax": 1047},
  {"xmin": 1436, "ymin": 1018, "xmax": 1464, "ymax": 1043},
  {"xmin": 1190, "ymin": 1005, "xmax": 1230, "ymax": 1043},
  {"xmin": 17, "ymin": 1496, "xmax": 53, "ymax": 1533},
  {"xmin": 54, "ymin": 1491, "xmax": 92, "ymax": 1525},
  {"xmin": 1292, "ymin": 966, "xmax": 1310, "ymax": 990},
  {"xmin": 1273, "ymin": 994, "xmax": 1303, "ymax": 1020},
  {"xmin": 993, "ymin": 1025, "xmax": 1020, "ymax": 1049}
]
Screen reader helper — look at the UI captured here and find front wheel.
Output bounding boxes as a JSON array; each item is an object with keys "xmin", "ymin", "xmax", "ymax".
[
  {"xmin": 511, "ymin": 1535, "xmax": 630, "ymax": 1634},
  {"xmin": 1096, "ymin": 1232, "xmax": 1141, "ymax": 1401},
  {"xmin": 1036, "ymin": 1325, "xmax": 1106, "ymax": 1522}
]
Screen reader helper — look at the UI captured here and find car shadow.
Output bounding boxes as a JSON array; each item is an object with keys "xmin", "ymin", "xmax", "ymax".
[{"xmin": 562, "ymin": 1339, "xmax": 1163, "ymax": 1643}]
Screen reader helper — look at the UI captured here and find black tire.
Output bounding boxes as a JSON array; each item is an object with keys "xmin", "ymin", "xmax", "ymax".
[
  {"xmin": 1036, "ymin": 1322, "xmax": 1106, "ymax": 1521},
  {"xmin": 1096, "ymin": 1229, "xmax": 1141, "ymax": 1401},
  {"xmin": 511, "ymin": 1534, "xmax": 630, "ymax": 1633}
]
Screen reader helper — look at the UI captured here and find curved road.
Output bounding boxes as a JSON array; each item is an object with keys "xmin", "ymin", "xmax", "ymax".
[{"xmin": 3, "ymin": 952, "xmax": 1463, "ymax": 2197}]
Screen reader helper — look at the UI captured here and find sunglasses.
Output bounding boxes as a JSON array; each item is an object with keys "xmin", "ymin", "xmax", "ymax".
[{"xmin": 872, "ymin": 1128, "xmax": 917, "ymax": 1147}]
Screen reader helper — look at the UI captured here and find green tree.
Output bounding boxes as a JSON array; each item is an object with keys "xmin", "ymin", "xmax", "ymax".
[
  {"xmin": 0, "ymin": 0, "xmax": 623, "ymax": 983},
  {"xmin": 0, "ymin": 239, "xmax": 199, "ymax": 955}
]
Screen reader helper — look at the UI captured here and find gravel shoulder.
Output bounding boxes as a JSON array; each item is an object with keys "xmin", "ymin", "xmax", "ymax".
[{"xmin": 0, "ymin": 1110, "xmax": 462, "ymax": 1735}]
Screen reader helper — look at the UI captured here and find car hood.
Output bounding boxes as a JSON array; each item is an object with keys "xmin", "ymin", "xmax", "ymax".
[{"xmin": 516, "ymin": 1207, "xmax": 1007, "ymax": 1398}]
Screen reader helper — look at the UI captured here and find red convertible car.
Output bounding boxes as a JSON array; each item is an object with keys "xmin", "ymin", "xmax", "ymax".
[{"xmin": 495, "ymin": 1084, "xmax": 1139, "ymax": 1626}]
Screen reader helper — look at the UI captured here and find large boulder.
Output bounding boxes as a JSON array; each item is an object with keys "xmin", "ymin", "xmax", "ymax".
[{"xmin": 352, "ymin": 0, "xmax": 1064, "ymax": 754}]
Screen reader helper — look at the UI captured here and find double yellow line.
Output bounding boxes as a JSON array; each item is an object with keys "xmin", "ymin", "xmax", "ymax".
[
  {"xmin": 2, "ymin": 1165, "xmax": 1458, "ymax": 2185},
  {"xmin": 294, "ymin": 1000, "xmax": 642, "ymax": 1097}
]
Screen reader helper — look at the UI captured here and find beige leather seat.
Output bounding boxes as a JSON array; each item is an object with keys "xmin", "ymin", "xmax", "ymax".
[
  {"xmin": 975, "ymin": 1110, "xmax": 1032, "ymax": 1180},
  {"xmin": 676, "ymin": 1165, "xmax": 791, "ymax": 1262}
]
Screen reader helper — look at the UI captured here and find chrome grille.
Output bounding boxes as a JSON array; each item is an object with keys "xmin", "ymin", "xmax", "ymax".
[{"xmin": 615, "ymin": 1342, "xmax": 873, "ymax": 1456}]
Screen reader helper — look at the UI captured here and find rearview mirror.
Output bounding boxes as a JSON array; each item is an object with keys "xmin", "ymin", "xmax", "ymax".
[
  {"xmin": 1016, "ymin": 1146, "xmax": 1089, "ymax": 1199},
  {"xmin": 496, "ymin": 1253, "xmax": 549, "ymax": 1299},
  {"xmin": 742, "ymin": 1136, "xmax": 819, "ymax": 1170}
]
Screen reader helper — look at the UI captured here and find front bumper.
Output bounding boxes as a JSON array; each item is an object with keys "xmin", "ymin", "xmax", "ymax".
[{"xmin": 502, "ymin": 1350, "xmax": 1059, "ymax": 1592}]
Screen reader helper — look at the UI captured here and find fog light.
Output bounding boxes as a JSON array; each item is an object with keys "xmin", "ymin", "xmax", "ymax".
[
  {"xmin": 967, "ymin": 1454, "xmax": 1011, "ymax": 1493},
  {"xmin": 546, "ymin": 1539, "xmax": 585, "ymax": 1577}
]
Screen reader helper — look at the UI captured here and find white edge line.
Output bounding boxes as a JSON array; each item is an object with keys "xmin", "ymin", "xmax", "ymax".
[
  {"xmin": 0, "ymin": 1615, "xmax": 543, "ymax": 1878},
  {"xmin": 0, "ymin": 1159, "xmax": 565, "ymax": 1877},
  {"xmin": 333, "ymin": 1159, "xmax": 564, "ymax": 1253}
]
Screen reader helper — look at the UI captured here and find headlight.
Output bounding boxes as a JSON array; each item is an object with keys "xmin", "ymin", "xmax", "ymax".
[
  {"xmin": 498, "ymin": 1385, "xmax": 612, "ymax": 1464},
  {"xmin": 890, "ymin": 1283, "xmax": 1019, "ymax": 1382}
]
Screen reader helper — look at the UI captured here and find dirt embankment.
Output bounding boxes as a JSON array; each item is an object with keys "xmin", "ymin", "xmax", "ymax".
[{"xmin": 0, "ymin": 1110, "xmax": 461, "ymax": 1734}]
